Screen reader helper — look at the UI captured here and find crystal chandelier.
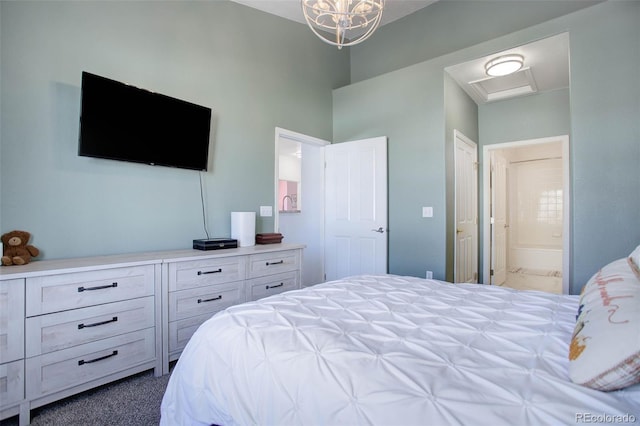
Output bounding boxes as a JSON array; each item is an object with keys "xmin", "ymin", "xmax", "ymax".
[{"xmin": 301, "ymin": 0, "xmax": 385, "ymax": 49}]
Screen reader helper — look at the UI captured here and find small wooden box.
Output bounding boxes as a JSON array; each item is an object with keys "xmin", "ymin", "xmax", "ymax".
[{"xmin": 255, "ymin": 233, "xmax": 283, "ymax": 244}]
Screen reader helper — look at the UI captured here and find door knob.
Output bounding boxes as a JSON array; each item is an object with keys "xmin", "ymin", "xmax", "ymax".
[
  {"xmin": 371, "ymin": 227, "xmax": 385, "ymax": 233},
  {"xmin": 456, "ymin": 229, "xmax": 463, "ymax": 234}
]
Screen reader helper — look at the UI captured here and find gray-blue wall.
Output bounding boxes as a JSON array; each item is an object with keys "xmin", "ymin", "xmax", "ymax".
[
  {"xmin": 0, "ymin": 1, "xmax": 349, "ymax": 259},
  {"xmin": 479, "ymin": 89, "xmax": 571, "ymax": 144},
  {"xmin": 2, "ymin": 1, "xmax": 638, "ymax": 296},
  {"xmin": 335, "ymin": 1, "xmax": 640, "ymax": 294},
  {"xmin": 334, "ymin": 63, "xmax": 447, "ymax": 279},
  {"xmin": 349, "ymin": 0, "xmax": 602, "ymax": 83}
]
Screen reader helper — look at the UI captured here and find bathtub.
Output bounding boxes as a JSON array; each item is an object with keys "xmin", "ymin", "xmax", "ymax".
[{"xmin": 509, "ymin": 246, "xmax": 562, "ymax": 272}]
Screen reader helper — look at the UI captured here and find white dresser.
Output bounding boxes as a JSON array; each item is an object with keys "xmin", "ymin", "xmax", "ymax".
[
  {"xmin": 162, "ymin": 245, "xmax": 302, "ymax": 373},
  {"xmin": 24, "ymin": 264, "xmax": 159, "ymax": 403},
  {"xmin": 0, "ymin": 279, "xmax": 25, "ymax": 422},
  {"xmin": 245, "ymin": 249, "xmax": 301, "ymax": 301},
  {"xmin": 0, "ymin": 243, "xmax": 303, "ymax": 425},
  {"xmin": 0, "ymin": 254, "xmax": 163, "ymax": 426}
]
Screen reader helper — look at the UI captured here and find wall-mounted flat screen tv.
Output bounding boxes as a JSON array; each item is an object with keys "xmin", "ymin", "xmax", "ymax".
[{"xmin": 79, "ymin": 71, "xmax": 212, "ymax": 171}]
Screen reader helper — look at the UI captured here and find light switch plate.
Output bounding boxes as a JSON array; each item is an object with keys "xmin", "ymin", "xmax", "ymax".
[
  {"xmin": 260, "ymin": 206, "xmax": 273, "ymax": 217},
  {"xmin": 422, "ymin": 207, "xmax": 433, "ymax": 218}
]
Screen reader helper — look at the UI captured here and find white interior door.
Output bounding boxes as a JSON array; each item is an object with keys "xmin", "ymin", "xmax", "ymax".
[
  {"xmin": 490, "ymin": 151, "xmax": 508, "ymax": 285},
  {"xmin": 324, "ymin": 137, "xmax": 388, "ymax": 281},
  {"xmin": 454, "ymin": 130, "xmax": 478, "ymax": 283}
]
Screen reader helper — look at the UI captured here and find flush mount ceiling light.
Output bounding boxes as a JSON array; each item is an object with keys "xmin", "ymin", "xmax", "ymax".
[
  {"xmin": 301, "ymin": 0, "xmax": 384, "ymax": 50},
  {"xmin": 485, "ymin": 54, "xmax": 524, "ymax": 77}
]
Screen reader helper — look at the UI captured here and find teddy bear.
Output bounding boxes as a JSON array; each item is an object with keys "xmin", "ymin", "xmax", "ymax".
[{"xmin": 1, "ymin": 230, "xmax": 40, "ymax": 266}]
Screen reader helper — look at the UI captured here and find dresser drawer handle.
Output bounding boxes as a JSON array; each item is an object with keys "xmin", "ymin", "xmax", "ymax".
[
  {"xmin": 198, "ymin": 268, "xmax": 222, "ymax": 275},
  {"xmin": 266, "ymin": 260, "xmax": 284, "ymax": 266},
  {"xmin": 78, "ymin": 282, "xmax": 118, "ymax": 292},
  {"xmin": 266, "ymin": 283, "xmax": 284, "ymax": 290},
  {"xmin": 78, "ymin": 350, "xmax": 118, "ymax": 366},
  {"xmin": 198, "ymin": 295, "xmax": 222, "ymax": 303},
  {"xmin": 78, "ymin": 316, "xmax": 118, "ymax": 330}
]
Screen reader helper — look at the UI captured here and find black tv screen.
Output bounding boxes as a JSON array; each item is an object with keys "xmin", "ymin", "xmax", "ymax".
[{"xmin": 79, "ymin": 72, "xmax": 212, "ymax": 171}]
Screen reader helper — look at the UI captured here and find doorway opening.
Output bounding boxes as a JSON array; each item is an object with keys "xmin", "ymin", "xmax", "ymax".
[
  {"xmin": 275, "ymin": 127, "xmax": 329, "ymax": 287},
  {"xmin": 482, "ymin": 135, "xmax": 570, "ymax": 294}
]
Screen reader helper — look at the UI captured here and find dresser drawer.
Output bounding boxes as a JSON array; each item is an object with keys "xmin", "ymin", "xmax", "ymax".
[
  {"xmin": 25, "ymin": 328, "xmax": 155, "ymax": 399},
  {"xmin": 26, "ymin": 265, "xmax": 155, "ymax": 316},
  {"xmin": 168, "ymin": 256, "xmax": 246, "ymax": 292},
  {"xmin": 0, "ymin": 279, "xmax": 25, "ymax": 363},
  {"xmin": 247, "ymin": 271, "xmax": 299, "ymax": 301},
  {"xmin": 0, "ymin": 359, "xmax": 24, "ymax": 409},
  {"xmin": 169, "ymin": 281, "xmax": 243, "ymax": 321},
  {"xmin": 168, "ymin": 312, "xmax": 214, "ymax": 355},
  {"xmin": 248, "ymin": 250, "xmax": 300, "ymax": 278},
  {"xmin": 25, "ymin": 297, "xmax": 155, "ymax": 357}
]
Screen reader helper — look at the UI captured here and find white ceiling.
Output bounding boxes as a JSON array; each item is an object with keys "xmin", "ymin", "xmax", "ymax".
[
  {"xmin": 446, "ymin": 32, "xmax": 570, "ymax": 104},
  {"xmin": 230, "ymin": 0, "xmax": 437, "ymax": 27}
]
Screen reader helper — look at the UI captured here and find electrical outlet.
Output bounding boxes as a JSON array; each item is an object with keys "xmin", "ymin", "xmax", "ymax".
[{"xmin": 426, "ymin": 270, "xmax": 433, "ymax": 279}]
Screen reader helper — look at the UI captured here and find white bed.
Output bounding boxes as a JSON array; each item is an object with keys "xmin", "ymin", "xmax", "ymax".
[{"xmin": 160, "ymin": 274, "xmax": 640, "ymax": 425}]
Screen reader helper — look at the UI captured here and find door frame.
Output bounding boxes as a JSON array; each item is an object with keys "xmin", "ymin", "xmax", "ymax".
[{"xmin": 481, "ymin": 135, "xmax": 570, "ymax": 294}]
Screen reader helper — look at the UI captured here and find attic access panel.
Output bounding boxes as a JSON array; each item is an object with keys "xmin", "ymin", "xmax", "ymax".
[{"xmin": 469, "ymin": 67, "xmax": 538, "ymax": 103}]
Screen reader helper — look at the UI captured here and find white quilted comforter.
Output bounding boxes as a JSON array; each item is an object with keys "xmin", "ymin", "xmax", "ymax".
[{"xmin": 161, "ymin": 275, "xmax": 640, "ymax": 425}]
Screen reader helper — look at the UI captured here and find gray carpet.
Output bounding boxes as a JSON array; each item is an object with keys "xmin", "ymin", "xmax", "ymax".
[{"xmin": 0, "ymin": 368, "xmax": 171, "ymax": 426}]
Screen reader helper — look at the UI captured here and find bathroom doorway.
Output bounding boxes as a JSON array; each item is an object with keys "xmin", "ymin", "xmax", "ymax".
[
  {"xmin": 482, "ymin": 135, "xmax": 570, "ymax": 294},
  {"xmin": 275, "ymin": 127, "xmax": 329, "ymax": 287}
]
